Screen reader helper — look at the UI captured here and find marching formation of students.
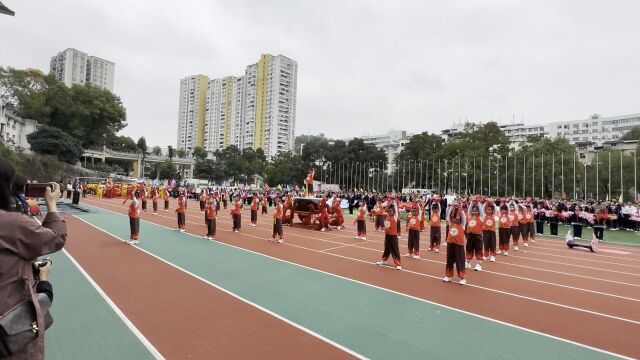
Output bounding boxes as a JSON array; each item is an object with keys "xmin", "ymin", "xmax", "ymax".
[{"xmin": 107, "ymin": 178, "xmax": 615, "ymax": 285}]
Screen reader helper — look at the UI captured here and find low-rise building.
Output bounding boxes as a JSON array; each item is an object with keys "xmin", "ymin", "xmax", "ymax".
[{"xmin": 0, "ymin": 104, "xmax": 38, "ymax": 153}]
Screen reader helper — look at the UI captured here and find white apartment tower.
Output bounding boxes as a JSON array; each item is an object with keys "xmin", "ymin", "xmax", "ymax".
[
  {"xmin": 182, "ymin": 53, "xmax": 297, "ymax": 159},
  {"xmin": 49, "ymin": 48, "xmax": 115, "ymax": 91},
  {"xmin": 177, "ymin": 74, "xmax": 208, "ymax": 152}
]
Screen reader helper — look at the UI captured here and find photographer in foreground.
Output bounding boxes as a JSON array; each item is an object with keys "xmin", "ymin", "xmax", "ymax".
[{"xmin": 0, "ymin": 158, "xmax": 67, "ymax": 360}]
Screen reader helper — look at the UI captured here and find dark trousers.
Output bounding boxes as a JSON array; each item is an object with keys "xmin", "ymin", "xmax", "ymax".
[
  {"xmin": 536, "ymin": 221, "xmax": 544, "ymax": 234},
  {"xmin": 382, "ymin": 234, "xmax": 401, "ymax": 266},
  {"xmin": 510, "ymin": 225, "xmax": 520, "ymax": 244},
  {"xmin": 498, "ymin": 227, "xmax": 510, "ymax": 251},
  {"xmin": 153, "ymin": 201, "xmax": 158, "ymax": 213},
  {"xmin": 206, "ymin": 218, "xmax": 216, "ymax": 237},
  {"xmin": 357, "ymin": 220, "xmax": 366, "ymax": 236},
  {"xmin": 129, "ymin": 217, "xmax": 139, "ymax": 239},
  {"xmin": 550, "ymin": 222, "xmax": 559, "ymax": 236},
  {"xmin": 200, "ymin": 200, "xmax": 205, "ymax": 212},
  {"xmin": 572, "ymin": 223, "xmax": 583, "ymax": 238},
  {"xmin": 66, "ymin": 190, "xmax": 71, "ymax": 199},
  {"xmin": 375, "ymin": 215, "xmax": 385, "ymax": 230},
  {"xmin": 408, "ymin": 229, "xmax": 420, "ymax": 255},
  {"xmin": 430, "ymin": 226, "xmax": 441, "ymax": 249},
  {"xmin": 445, "ymin": 243, "xmax": 465, "ymax": 279},
  {"xmin": 483, "ymin": 230, "xmax": 496, "ymax": 257},
  {"xmin": 465, "ymin": 233, "xmax": 483, "ymax": 260},
  {"xmin": 396, "ymin": 219, "xmax": 401, "ymax": 237},
  {"xmin": 519, "ymin": 223, "xmax": 529, "ymax": 242},
  {"xmin": 594, "ymin": 226, "xmax": 604, "ymax": 240},
  {"xmin": 233, "ymin": 214, "xmax": 241, "ymax": 230},
  {"xmin": 177, "ymin": 213, "xmax": 185, "ymax": 229},
  {"xmin": 164, "ymin": 200, "xmax": 169, "ymax": 211},
  {"xmin": 141, "ymin": 200, "xmax": 147, "ymax": 211},
  {"xmin": 272, "ymin": 218, "xmax": 283, "ymax": 238},
  {"xmin": 262, "ymin": 205, "xmax": 268, "ymax": 214},
  {"xmin": 72, "ymin": 191, "xmax": 80, "ymax": 205},
  {"xmin": 251, "ymin": 210, "xmax": 258, "ymax": 224}
]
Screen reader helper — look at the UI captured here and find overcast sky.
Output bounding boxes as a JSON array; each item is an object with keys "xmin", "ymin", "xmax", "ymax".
[{"xmin": 2, "ymin": 0, "xmax": 639, "ymax": 147}]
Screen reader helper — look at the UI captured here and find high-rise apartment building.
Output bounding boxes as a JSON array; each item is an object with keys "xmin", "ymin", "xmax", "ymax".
[
  {"xmin": 49, "ymin": 48, "xmax": 115, "ymax": 91},
  {"xmin": 180, "ymin": 53, "xmax": 297, "ymax": 159},
  {"xmin": 177, "ymin": 74, "xmax": 209, "ymax": 152}
]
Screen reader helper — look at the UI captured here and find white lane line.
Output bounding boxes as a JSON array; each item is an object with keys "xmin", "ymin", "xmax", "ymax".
[
  {"xmin": 62, "ymin": 248, "xmax": 166, "ymax": 360},
  {"xmin": 74, "ymin": 208, "xmax": 633, "ymax": 360},
  {"xmin": 72, "ymin": 215, "xmax": 368, "ymax": 360}
]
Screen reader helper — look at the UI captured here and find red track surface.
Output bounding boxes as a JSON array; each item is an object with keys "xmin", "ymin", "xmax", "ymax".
[{"xmin": 77, "ymin": 196, "xmax": 640, "ymax": 359}]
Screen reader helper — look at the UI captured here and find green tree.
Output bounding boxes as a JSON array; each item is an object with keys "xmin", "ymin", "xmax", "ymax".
[
  {"xmin": 176, "ymin": 148, "xmax": 186, "ymax": 158},
  {"xmin": 27, "ymin": 125, "xmax": 83, "ymax": 164},
  {"xmin": 106, "ymin": 134, "xmax": 138, "ymax": 152},
  {"xmin": 136, "ymin": 136, "xmax": 147, "ymax": 154},
  {"xmin": 265, "ymin": 152, "xmax": 306, "ymax": 186},
  {"xmin": 168, "ymin": 146, "xmax": 175, "ymax": 160},
  {"xmin": 151, "ymin": 146, "xmax": 162, "ymax": 156},
  {"xmin": 193, "ymin": 146, "xmax": 208, "ymax": 161},
  {"xmin": 621, "ymin": 126, "xmax": 640, "ymax": 141},
  {"xmin": 158, "ymin": 160, "xmax": 177, "ymax": 179}
]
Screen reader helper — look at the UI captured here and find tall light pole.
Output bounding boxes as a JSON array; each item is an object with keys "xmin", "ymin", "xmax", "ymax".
[{"xmin": 0, "ymin": 1, "xmax": 15, "ymax": 16}]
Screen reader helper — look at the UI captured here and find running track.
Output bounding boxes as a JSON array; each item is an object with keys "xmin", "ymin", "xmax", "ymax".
[{"xmin": 47, "ymin": 196, "xmax": 640, "ymax": 359}]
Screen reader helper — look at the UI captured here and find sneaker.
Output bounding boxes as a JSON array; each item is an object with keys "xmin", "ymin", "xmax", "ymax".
[
  {"xmin": 131, "ymin": 240, "xmax": 140, "ymax": 245},
  {"xmin": 435, "ymin": 249, "xmax": 440, "ymax": 253},
  {"xmin": 490, "ymin": 256, "xmax": 496, "ymax": 262},
  {"xmin": 403, "ymin": 253, "xmax": 412, "ymax": 257},
  {"xmin": 465, "ymin": 261, "xmax": 471, "ymax": 269},
  {"xmin": 354, "ymin": 236, "xmax": 361, "ymax": 240},
  {"xmin": 361, "ymin": 237, "xmax": 367, "ymax": 240},
  {"xmin": 320, "ymin": 228, "xmax": 325, "ymax": 232},
  {"xmin": 459, "ymin": 279, "xmax": 467, "ymax": 285},
  {"xmin": 531, "ymin": 239, "xmax": 536, "ymax": 243},
  {"xmin": 396, "ymin": 265, "xmax": 402, "ymax": 270},
  {"xmin": 268, "ymin": 237, "xmax": 275, "ymax": 241},
  {"xmin": 412, "ymin": 254, "xmax": 420, "ymax": 259},
  {"xmin": 442, "ymin": 276, "xmax": 451, "ymax": 282},
  {"xmin": 503, "ymin": 251, "xmax": 509, "ymax": 256},
  {"xmin": 234, "ymin": 230, "xmax": 239, "ymax": 233},
  {"xmin": 203, "ymin": 235, "xmax": 208, "ymax": 239},
  {"xmin": 376, "ymin": 260, "xmax": 387, "ymax": 266},
  {"xmin": 175, "ymin": 228, "xmax": 180, "ymax": 231},
  {"xmin": 180, "ymin": 229, "xmax": 186, "ymax": 233},
  {"xmin": 514, "ymin": 246, "xmax": 519, "ymax": 251},
  {"xmin": 474, "ymin": 263, "xmax": 482, "ymax": 271},
  {"xmin": 428, "ymin": 248, "xmax": 433, "ymax": 251},
  {"xmin": 496, "ymin": 250, "xmax": 502, "ymax": 255},
  {"xmin": 524, "ymin": 243, "xmax": 529, "ymax": 247},
  {"xmin": 277, "ymin": 239, "xmax": 284, "ymax": 243}
]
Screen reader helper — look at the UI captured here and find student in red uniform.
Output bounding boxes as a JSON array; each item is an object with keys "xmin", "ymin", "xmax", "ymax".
[
  {"xmin": 373, "ymin": 200, "xmax": 385, "ymax": 231},
  {"xmin": 465, "ymin": 200, "xmax": 484, "ymax": 271},
  {"xmin": 204, "ymin": 197, "xmax": 217, "ymax": 240},
  {"xmin": 140, "ymin": 185, "xmax": 147, "ymax": 212},
  {"xmin": 261, "ymin": 195, "xmax": 268, "ymax": 215},
  {"xmin": 125, "ymin": 194, "xmax": 141, "ymax": 244},
  {"xmin": 429, "ymin": 201, "xmax": 442, "ymax": 252},
  {"xmin": 270, "ymin": 198, "xmax": 284, "ymax": 243},
  {"xmin": 231, "ymin": 196, "xmax": 242, "ymax": 232},
  {"xmin": 405, "ymin": 206, "xmax": 422, "ymax": 259},
  {"xmin": 376, "ymin": 199, "xmax": 402, "ymax": 270},
  {"xmin": 443, "ymin": 202, "xmax": 467, "ymax": 284},
  {"xmin": 497, "ymin": 204, "xmax": 511, "ymax": 256},
  {"xmin": 482, "ymin": 200, "xmax": 498, "ymax": 262},
  {"xmin": 151, "ymin": 187, "xmax": 159, "ymax": 215},
  {"xmin": 509, "ymin": 200, "xmax": 521, "ymax": 251},
  {"xmin": 163, "ymin": 189, "xmax": 170, "ymax": 211},
  {"xmin": 519, "ymin": 203, "xmax": 530, "ymax": 247},
  {"xmin": 526, "ymin": 202, "xmax": 536, "ymax": 243},
  {"xmin": 354, "ymin": 200, "xmax": 367, "ymax": 240},
  {"xmin": 250, "ymin": 194, "xmax": 259, "ymax": 227},
  {"xmin": 329, "ymin": 203, "xmax": 345, "ymax": 229},
  {"xmin": 199, "ymin": 191, "xmax": 207, "ymax": 213},
  {"xmin": 317, "ymin": 204, "xmax": 331, "ymax": 231},
  {"xmin": 175, "ymin": 192, "xmax": 186, "ymax": 232}
]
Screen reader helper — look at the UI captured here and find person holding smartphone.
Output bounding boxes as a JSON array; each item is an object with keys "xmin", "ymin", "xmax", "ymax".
[{"xmin": 0, "ymin": 158, "xmax": 67, "ymax": 359}]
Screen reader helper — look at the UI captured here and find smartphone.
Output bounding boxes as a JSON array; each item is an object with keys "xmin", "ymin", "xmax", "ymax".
[{"xmin": 24, "ymin": 183, "xmax": 54, "ymax": 198}]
